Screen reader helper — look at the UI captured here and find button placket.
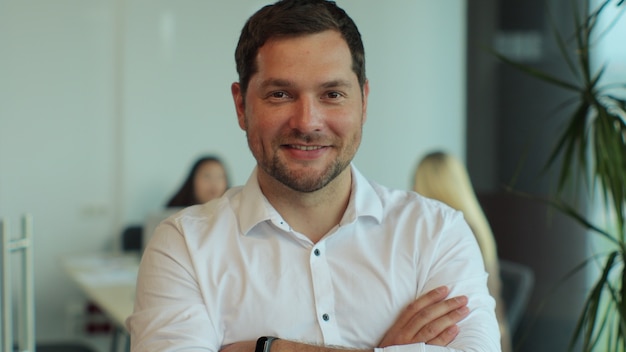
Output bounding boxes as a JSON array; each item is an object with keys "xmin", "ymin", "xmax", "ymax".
[{"xmin": 309, "ymin": 242, "xmax": 340, "ymax": 343}]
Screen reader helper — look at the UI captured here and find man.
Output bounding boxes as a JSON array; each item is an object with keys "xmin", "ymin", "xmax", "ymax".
[{"xmin": 127, "ymin": 1, "xmax": 501, "ymax": 351}]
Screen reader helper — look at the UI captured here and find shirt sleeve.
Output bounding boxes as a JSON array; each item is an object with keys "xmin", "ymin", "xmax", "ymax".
[
  {"xmin": 126, "ymin": 218, "xmax": 219, "ymax": 352},
  {"xmin": 417, "ymin": 210, "xmax": 502, "ymax": 351},
  {"xmin": 368, "ymin": 203, "xmax": 502, "ymax": 352}
]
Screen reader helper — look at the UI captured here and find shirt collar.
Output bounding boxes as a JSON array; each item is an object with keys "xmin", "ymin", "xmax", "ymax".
[{"xmin": 236, "ymin": 164, "xmax": 383, "ymax": 236}]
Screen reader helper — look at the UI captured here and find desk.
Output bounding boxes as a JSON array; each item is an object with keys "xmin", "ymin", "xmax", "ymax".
[{"xmin": 63, "ymin": 252, "xmax": 139, "ymax": 351}]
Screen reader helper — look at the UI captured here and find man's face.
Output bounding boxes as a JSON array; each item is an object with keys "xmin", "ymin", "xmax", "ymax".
[{"xmin": 232, "ymin": 30, "xmax": 369, "ymax": 193}]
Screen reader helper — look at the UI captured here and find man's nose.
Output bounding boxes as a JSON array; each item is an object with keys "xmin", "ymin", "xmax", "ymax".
[{"xmin": 289, "ymin": 96, "xmax": 323, "ymax": 132}]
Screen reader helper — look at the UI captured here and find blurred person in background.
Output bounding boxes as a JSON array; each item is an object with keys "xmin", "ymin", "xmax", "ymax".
[
  {"xmin": 414, "ymin": 150, "xmax": 511, "ymax": 352},
  {"xmin": 166, "ymin": 155, "xmax": 230, "ymax": 207}
]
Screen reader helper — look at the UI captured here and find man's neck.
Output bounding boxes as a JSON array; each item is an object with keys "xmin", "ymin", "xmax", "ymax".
[{"xmin": 259, "ymin": 168, "xmax": 353, "ymax": 243}]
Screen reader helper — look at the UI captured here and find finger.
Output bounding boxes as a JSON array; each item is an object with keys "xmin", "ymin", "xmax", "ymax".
[
  {"xmin": 427, "ymin": 324, "xmax": 460, "ymax": 346},
  {"xmin": 404, "ymin": 296, "xmax": 467, "ymax": 342},
  {"xmin": 378, "ymin": 288, "xmax": 466, "ymax": 348},
  {"xmin": 395, "ymin": 286, "xmax": 449, "ymax": 327},
  {"xmin": 414, "ymin": 297, "xmax": 469, "ymax": 346},
  {"xmin": 408, "ymin": 295, "xmax": 468, "ymax": 329}
]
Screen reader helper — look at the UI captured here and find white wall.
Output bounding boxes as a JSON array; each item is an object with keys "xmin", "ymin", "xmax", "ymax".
[
  {"xmin": 0, "ymin": 0, "xmax": 118, "ymax": 342},
  {"xmin": 0, "ymin": 0, "xmax": 466, "ymax": 343}
]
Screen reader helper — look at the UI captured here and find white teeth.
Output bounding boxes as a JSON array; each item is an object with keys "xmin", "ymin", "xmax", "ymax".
[{"xmin": 291, "ymin": 145, "xmax": 322, "ymax": 151}]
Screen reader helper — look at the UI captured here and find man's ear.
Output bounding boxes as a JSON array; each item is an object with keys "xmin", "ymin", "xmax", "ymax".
[
  {"xmin": 362, "ymin": 79, "xmax": 370, "ymax": 124},
  {"xmin": 231, "ymin": 82, "xmax": 246, "ymax": 130}
]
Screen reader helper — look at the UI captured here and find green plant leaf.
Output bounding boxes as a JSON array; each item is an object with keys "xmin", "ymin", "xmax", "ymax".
[
  {"xmin": 570, "ymin": 251, "xmax": 619, "ymax": 351},
  {"xmin": 487, "ymin": 48, "xmax": 582, "ymax": 93},
  {"xmin": 546, "ymin": 1, "xmax": 580, "ymax": 81},
  {"xmin": 544, "ymin": 101, "xmax": 590, "ymax": 194},
  {"xmin": 492, "ymin": 0, "xmax": 626, "ymax": 350}
]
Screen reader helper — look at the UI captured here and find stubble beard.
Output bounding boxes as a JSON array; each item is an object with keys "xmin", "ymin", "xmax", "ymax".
[
  {"xmin": 249, "ymin": 130, "xmax": 360, "ymax": 193},
  {"xmin": 268, "ymin": 153, "xmax": 348, "ymax": 193}
]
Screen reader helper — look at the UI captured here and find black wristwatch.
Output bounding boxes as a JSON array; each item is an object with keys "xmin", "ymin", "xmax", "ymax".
[{"xmin": 255, "ymin": 336, "xmax": 279, "ymax": 352}]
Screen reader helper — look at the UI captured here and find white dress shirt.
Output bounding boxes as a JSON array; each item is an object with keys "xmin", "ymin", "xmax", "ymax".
[{"xmin": 127, "ymin": 165, "xmax": 501, "ymax": 352}]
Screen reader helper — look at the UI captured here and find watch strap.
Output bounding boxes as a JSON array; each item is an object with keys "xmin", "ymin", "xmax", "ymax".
[{"xmin": 255, "ymin": 336, "xmax": 279, "ymax": 352}]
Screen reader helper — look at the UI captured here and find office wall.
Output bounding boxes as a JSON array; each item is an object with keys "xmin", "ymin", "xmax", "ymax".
[
  {"xmin": 0, "ymin": 0, "xmax": 466, "ymax": 342},
  {"xmin": 0, "ymin": 0, "xmax": 119, "ymax": 343}
]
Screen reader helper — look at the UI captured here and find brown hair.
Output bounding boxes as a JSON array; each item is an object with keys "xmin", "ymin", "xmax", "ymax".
[{"xmin": 234, "ymin": 0, "xmax": 366, "ymax": 97}]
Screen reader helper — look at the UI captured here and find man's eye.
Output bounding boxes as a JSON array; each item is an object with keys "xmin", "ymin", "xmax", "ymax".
[
  {"xmin": 270, "ymin": 91, "xmax": 288, "ymax": 99},
  {"xmin": 325, "ymin": 91, "xmax": 343, "ymax": 99}
]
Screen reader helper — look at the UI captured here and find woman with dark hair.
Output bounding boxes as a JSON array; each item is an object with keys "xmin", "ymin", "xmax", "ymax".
[{"xmin": 166, "ymin": 155, "xmax": 230, "ymax": 207}]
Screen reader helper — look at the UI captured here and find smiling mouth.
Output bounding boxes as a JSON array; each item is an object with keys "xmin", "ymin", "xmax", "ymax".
[{"xmin": 288, "ymin": 145, "xmax": 324, "ymax": 151}]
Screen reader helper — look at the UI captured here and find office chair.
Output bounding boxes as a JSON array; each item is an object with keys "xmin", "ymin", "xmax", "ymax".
[
  {"xmin": 121, "ymin": 225, "xmax": 143, "ymax": 252},
  {"xmin": 499, "ymin": 259, "xmax": 535, "ymax": 334}
]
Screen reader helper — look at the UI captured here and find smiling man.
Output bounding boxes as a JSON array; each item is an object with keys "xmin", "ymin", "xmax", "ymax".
[
  {"xmin": 127, "ymin": 1, "xmax": 501, "ymax": 351},
  {"xmin": 232, "ymin": 29, "xmax": 367, "ymax": 243}
]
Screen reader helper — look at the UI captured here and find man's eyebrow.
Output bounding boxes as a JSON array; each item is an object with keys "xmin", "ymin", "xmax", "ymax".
[
  {"xmin": 321, "ymin": 79, "xmax": 353, "ymax": 89},
  {"xmin": 260, "ymin": 78, "xmax": 293, "ymax": 89},
  {"xmin": 259, "ymin": 78, "xmax": 353, "ymax": 90}
]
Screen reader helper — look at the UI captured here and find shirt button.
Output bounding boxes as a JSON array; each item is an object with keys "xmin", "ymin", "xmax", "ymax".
[
  {"xmin": 322, "ymin": 313, "xmax": 330, "ymax": 321},
  {"xmin": 314, "ymin": 249, "xmax": 321, "ymax": 256}
]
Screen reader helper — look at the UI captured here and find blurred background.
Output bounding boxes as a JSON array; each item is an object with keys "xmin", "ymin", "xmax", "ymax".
[{"xmin": 0, "ymin": 0, "xmax": 624, "ymax": 351}]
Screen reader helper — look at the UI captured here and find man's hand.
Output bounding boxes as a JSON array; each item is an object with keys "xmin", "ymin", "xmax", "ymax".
[
  {"xmin": 220, "ymin": 286, "xmax": 468, "ymax": 352},
  {"xmin": 378, "ymin": 286, "xmax": 469, "ymax": 348}
]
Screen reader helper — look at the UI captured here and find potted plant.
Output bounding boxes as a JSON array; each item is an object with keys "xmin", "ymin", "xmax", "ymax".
[{"xmin": 491, "ymin": 0, "xmax": 626, "ymax": 350}]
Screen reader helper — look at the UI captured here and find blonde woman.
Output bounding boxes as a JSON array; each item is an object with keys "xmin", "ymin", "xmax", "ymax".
[{"xmin": 414, "ymin": 151, "xmax": 512, "ymax": 352}]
